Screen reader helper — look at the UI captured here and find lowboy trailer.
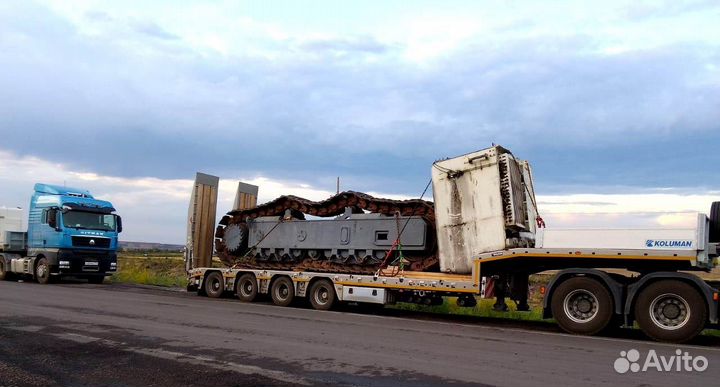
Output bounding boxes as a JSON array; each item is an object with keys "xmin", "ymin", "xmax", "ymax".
[
  {"xmin": 188, "ymin": 240, "xmax": 719, "ymax": 343},
  {"xmin": 187, "ymin": 146, "xmax": 720, "ymax": 343}
]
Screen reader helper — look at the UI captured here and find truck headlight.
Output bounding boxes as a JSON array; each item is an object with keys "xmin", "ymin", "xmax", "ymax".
[{"xmin": 59, "ymin": 260, "xmax": 70, "ymax": 269}]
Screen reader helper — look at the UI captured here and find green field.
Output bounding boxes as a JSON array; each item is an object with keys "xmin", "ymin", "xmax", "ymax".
[{"xmin": 110, "ymin": 253, "xmax": 187, "ymax": 287}]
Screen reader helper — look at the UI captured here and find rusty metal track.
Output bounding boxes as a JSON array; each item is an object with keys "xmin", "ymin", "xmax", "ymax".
[{"xmin": 215, "ymin": 191, "xmax": 438, "ymax": 273}]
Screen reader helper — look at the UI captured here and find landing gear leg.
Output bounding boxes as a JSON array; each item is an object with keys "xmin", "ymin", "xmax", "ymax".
[
  {"xmin": 511, "ymin": 273, "xmax": 530, "ymax": 312},
  {"xmin": 493, "ymin": 275, "xmax": 509, "ymax": 312}
]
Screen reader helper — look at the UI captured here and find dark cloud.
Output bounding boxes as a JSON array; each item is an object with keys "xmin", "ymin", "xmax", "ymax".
[{"xmin": 0, "ymin": 2, "xmax": 719, "ymax": 197}]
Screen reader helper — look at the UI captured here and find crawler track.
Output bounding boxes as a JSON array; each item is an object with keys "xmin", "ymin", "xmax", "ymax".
[{"xmin": 215, "ymin": 191, "xmax": 437, "ymax": 273}]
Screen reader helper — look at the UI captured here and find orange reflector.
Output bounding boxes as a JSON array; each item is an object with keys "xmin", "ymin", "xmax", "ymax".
[
  {"xmin": 540, "ymin": 286, "xmax": 546, "ymax": 295},
  {"xmin": 714, "ymin": 292, "xmax": 718, "ymax": 301},
  {"xmin": 575, "ymin": 251, "xmax": 582, "ymax": 255}
]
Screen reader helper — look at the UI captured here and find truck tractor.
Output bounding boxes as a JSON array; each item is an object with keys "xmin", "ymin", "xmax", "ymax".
[{"xmin": 0, "ymin": 183, "xmax": 122, "ymax": 284}]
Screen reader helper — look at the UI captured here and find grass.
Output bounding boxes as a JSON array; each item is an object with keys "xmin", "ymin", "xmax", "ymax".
[
  {"xmin": 390, "ymin": 276, "xmax": 549, "ymax": 322},
  {"xmin": 110, "ymin": 253, "xmax": 188, "ymax": 287},
  {"xmin": 391, "ymin": 297, "xmax": 547, "ymax": 322}
]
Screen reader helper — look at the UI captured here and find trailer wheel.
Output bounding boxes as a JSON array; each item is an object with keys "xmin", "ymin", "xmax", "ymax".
[
  {"xmin": 634, "ymin": 280, "xmax": 706, "ymax": 343},
  {"xmin": 551, "ymin": 277, "xmax": 613, "ymax": 335},
  {"xmin": 309, "ymin": 279, "xmax": 336, "ymax": 311},
  {"xmin": 0, "ymin": 259, "xmax": 7, "ymax": 281},
  {"xmin": 709, "ymin": 202, "xmax": 720, "ymax": 242},
  {"xmin": 204, "ymin": 271, "xmax": 225, "ymax": 298},
  {"xmin": 236, "ymin": 273, "xmax": 258, "ymax": 302},
  {"xmin": 270, "ymin": 276, "xmax": 295, "ymax": 307},
  {"xmin": 35, "ymin": 258, "xmax": 51, "ymax": 285}
]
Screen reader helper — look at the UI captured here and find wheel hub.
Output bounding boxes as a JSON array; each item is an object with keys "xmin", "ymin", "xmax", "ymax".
[
  {"xmin": 650, "ymin": 294, "xmax": 689, "ymax": 330},
  {"xmin": 317, "ymin": 288, "xmax": 329, "ymax": 303},
  {"xmin": 662, "ymin": 303, "xmax": 681, "ymax": 319},
  {"xmin": 576, "ymin": 299, "xmax": 592, "ymax": 314},
  {"xmin": 563, "ymin": 289, "xmax": 599, "ymax": 323}
]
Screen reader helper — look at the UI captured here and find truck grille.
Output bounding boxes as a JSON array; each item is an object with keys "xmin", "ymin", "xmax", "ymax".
[{"xmin": 72, "ymin": 236, "xmax": 111, "ymax": 248}]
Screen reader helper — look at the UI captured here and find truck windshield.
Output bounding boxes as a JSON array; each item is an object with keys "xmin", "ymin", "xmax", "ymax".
[{"xmin": 62, "ymin": 211, "xmax": 117, "ymax": 231}]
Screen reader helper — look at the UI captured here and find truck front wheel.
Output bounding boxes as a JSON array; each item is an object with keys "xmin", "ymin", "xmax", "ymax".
[
  {"xmin": 35, "ymin": 258, "xmax": 51, "ymax": 284},
  {"xmin": 634, "ymin": 280, "xmax": 706, "ymax": 343},
  {"xmin": 551, "ymin": 277, "xmax": 614, "ymax": 335}
]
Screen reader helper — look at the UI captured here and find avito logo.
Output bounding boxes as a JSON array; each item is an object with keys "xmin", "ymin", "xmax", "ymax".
[
  {"xmin": 645, "ymin": 239, "xmax": 693, "ymax": 248},
  {"xmin": 614, "ymin": 349, "xmax": 708, "ymax": 373}
]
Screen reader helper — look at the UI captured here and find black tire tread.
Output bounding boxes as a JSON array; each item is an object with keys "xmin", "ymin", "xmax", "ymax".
[
  {"xmin": 709, "ymin": 202, "xmax": 720, "ymax": 242},
  {"xmin": 309, "ymin": 279, "xmax": 336, "ymax": 311},
  {"xmin": 35, "ymin": 258, "xmax": 51, "ymax": 285},
  {"xmin": 204, "ymin": 271, "xmax": 225, "ymax": 298},
  {"xmin": 236, "ymin": 273, "xmax": 258, "ymax": 302},
  {"xmin": 551, "ymin": 277, "xmax": 614, "ymax": 336},
  {"xmin": 270, "ymin": 276, "xmax": 295, "ymax": 307},
  {"xmin": 634, "ymin": 280, "xmax": 707, "ymax": 343}
]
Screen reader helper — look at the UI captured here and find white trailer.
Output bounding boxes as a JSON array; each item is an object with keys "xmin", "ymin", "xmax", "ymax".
[{"xmin": 187, "ymin": 146, "xmax": 720, "ymax": 343}]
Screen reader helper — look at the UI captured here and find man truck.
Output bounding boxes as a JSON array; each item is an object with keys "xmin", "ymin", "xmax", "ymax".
[
  {"xmin": 0, "ymin": 183, "xmax": 122, "ymax": 284},
  {"xmin": 187, "ymin": 146, "xmax": 719, "ymax": 343}
]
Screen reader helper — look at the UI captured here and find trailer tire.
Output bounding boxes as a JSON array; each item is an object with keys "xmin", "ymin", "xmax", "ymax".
[
  {"xmin": 551, "ymin": 277, "xmax": 613, "ymax": 336},
  {"xmin": 709, "ymin": 202, "xmax": 720, "ymax": 243},
  {"xmin": 309, "ymin": 279, "xmax": 336, "ymax": 311},
  {"xmin": 634, "ymin": 280, "xmax": 706, "ymax": 343},
  {"xmin": 0, "ymin": 259, "xmax": 7, "ymax": 281},
  {"xmin": 204, "ymin": 271, "xmax": 225, "ymax": 298},
  {"xmin": 270, "ymin": 276, "xmax": 295, "ymax": 307},
  {"xmin": 236, "ymin": 273, "xmax": 258, "ymax": 302},
  {"xmin": 35, "ymin": 258, "xmax": 51, "ymax": 285}
]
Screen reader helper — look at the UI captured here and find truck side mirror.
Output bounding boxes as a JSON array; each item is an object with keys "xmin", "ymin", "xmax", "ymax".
[
  {"xmin": 116, "ymin": 215, "xmax": 123, "ymax": 233},
  {"xmin": 47, "ymin": 208, "xmax": 60, "ymax": 231}
]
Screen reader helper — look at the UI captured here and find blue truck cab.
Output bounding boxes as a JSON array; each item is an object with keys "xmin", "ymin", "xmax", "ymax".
[{"xmin": 0, "ymin": 183, "xmax": 122, "ymax": 284}]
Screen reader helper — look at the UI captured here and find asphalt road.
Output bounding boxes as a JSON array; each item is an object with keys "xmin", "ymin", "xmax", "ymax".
[{"xmin": 1, "ymin": 281, "xmax": 719, "ymax": 387}]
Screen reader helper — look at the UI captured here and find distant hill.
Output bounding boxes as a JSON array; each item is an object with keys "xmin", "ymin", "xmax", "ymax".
[{"xmin": 119, "ymin": 241, "xmax": 184, "ymax": 252}]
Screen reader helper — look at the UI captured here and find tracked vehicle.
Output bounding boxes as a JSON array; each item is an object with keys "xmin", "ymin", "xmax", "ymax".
[{"xmin": 215, "ymin": 146, "xmax": 536, "ymax": 275}]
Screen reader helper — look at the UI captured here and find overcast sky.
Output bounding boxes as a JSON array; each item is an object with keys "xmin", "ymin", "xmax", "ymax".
[{"xmin": 1, "ymin": 0, "xmax": 719, "ymax": 243}]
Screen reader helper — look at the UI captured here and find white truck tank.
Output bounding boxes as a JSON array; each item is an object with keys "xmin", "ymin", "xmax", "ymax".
[
  {"xmin": 432, "ymin": 146, "xmax": 537, "ymax": 273},
  {"xmin": 0, "ymin": 207, "xmax": 25, "ymax": 251}
]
